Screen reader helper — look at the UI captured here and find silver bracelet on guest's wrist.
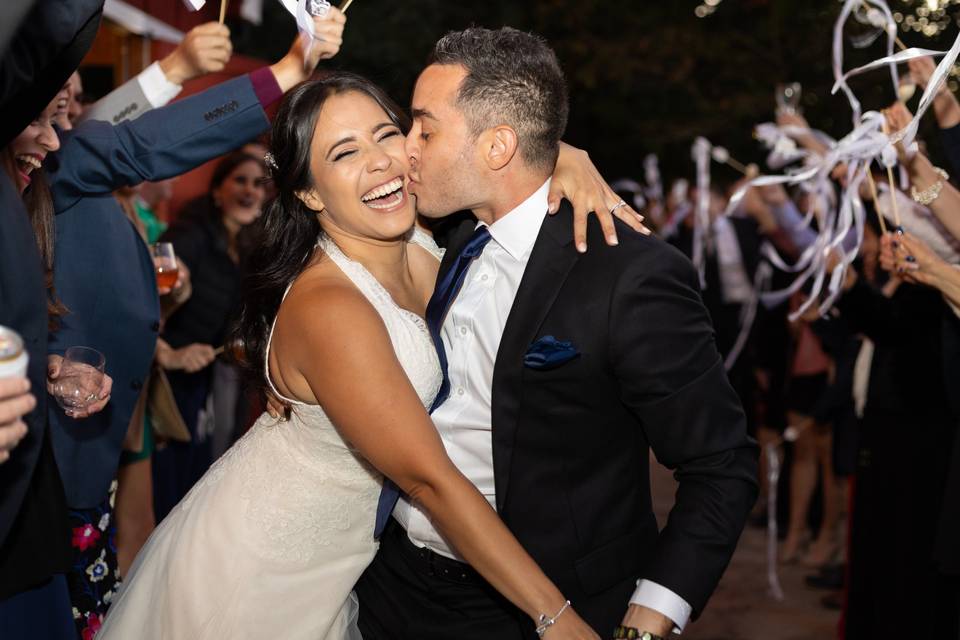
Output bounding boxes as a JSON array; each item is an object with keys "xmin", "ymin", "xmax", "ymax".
[
  {"xmin": 536, "ymin": 600, "xmax": 571, "ymax": 637},
  {"xmin": 911, "ymin": 167, "xmax": 949, "ymax": 206}
]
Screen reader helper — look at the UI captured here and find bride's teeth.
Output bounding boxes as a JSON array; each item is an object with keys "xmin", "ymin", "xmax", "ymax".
[
  {"xmin": 361, "ymin": 177, "xmax": 403, "ymax": 202},
  {"xmin": 365, "ymin": 190, "xmax": 404, "ymax": 210}
]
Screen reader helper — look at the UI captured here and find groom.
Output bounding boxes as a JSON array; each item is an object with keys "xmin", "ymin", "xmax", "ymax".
[{"xmin": 356, "ymin": 27, "xmax": 758, "ymax": 639}]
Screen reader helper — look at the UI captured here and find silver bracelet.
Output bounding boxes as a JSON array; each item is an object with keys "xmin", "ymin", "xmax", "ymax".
[
  {"xmin": 536, "ymin": 600, "xmax": 571, "ymax": 637},
  {"xmin": 910, "ymin": 167, "xmax": 950, "ymax": 206}
]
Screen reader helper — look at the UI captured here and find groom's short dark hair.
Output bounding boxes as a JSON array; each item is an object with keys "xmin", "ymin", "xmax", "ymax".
[{"xmin": 428, "ymin": 27, "xmax": 568, "ymax": 172}]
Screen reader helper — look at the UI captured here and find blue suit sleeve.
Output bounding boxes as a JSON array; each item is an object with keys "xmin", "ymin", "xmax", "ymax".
[{"xmin": 49, "ymin": 74, "xmax": 271, "ymax": 213}]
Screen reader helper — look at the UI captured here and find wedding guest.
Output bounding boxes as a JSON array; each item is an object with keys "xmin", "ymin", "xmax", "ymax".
[
  {"xmin": 886, "ymin": 103, "xmax": 960, "ymax": 244},
  {"xmin": 880, "ymin": 228, "xmax": 960, "ymax": 630},
  {"xmin": 909, "ymin": 56, "xmax": 960, "ymax": 176},
  {"xmin": 836, "ymin": 233, "xmax": 959, "ymax": 637},
  {"xmin": 44, "ymin": 15, "xmax": 345, "ymax": 634},
  {"xmin": 153, "ymin": 150, "xmax": 267, "ymax": 519},
  {"xmin": 0, "ymin": 3, "xmax": 104, "ymax": 636},
  {"xmin": 780, "ymin": 292, "xmax": 839, "ymax": 565}
]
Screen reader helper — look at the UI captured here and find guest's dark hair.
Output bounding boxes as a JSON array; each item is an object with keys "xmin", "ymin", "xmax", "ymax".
[
  {"xmin": 230, "ymin": 72, "xmax": 409, "ymax": 394},
  {"xmin": 1, "ymin": 148, "xmax": 68, "ymax": 330},
  {"xmin": 427, "ymin": 26, "xmax": 568, "ymax": 171},
  {"xmin": 212, "ymin": 151, "xmax": 266, "ymax": 193}
]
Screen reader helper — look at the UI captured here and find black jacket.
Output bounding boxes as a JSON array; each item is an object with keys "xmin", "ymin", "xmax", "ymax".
[
  {"xmin": 162, "ymin": 215, "xmax": 244, "ymax": 350},
  {"xmin": 439, "ymin": 204, "xmax": 758, "ymax": 630},
  {"xmin": 0, "ymin": 172, "xmax": 69, "ymax": 597}
]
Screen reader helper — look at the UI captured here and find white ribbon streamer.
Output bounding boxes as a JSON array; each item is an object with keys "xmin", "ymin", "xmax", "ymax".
[
  {"xmin": 724, "ymin": 262, "xmax": 773, "ymax": 372},
  {"xmin": 765, "ymin": 442, "xmax": 785, "ymax": 601},
  {"xmin": 692, "ymin": 137, "xmax": 713, "ymax": 288},
  {"xmin": 643, "ymin": 154, "xmax": 665, "ymax": 227},
  {"xmin": 833, "ymin": 0, "xmax": 899, "ymax": 126}
]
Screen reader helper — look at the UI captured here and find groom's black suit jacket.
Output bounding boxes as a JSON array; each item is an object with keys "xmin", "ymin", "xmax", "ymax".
[{"xmin": 437, "ymin": 202, "xmax": 758, "ymax": 630}]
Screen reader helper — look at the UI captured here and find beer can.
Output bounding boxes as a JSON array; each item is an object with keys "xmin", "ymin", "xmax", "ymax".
[{"xmin": 0, "ymin": 325, "xmax": 29, "ymax": 379}]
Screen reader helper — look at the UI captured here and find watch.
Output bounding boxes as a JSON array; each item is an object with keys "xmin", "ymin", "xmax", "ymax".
[{"xmin": 612, "ymin": 626, "xmax": 665, "ymax": 640}]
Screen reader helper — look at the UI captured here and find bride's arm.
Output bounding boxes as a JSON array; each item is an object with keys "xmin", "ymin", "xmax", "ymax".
[
  {"xmin": 550, "ymin": 142, "xmax": 651, "ymax": 252},
  {"xmin": 277, "ymin": 283, "xmax": 598, "ymax": 640}
]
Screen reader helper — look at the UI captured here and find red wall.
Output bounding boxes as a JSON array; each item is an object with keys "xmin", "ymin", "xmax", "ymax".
[{"xmin": 150, "ymin": 40, "xmax": 269, "ymax": 217}]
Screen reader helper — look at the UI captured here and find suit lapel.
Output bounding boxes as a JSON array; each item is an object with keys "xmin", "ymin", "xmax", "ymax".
[{"xmin": 492, "ymin": 204, "xmax": 579, "ymax": 511}]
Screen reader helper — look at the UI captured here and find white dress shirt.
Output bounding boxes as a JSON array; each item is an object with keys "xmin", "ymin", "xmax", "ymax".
[
  {"xmin": 393, "ymin": 179, "xmax": 693, "ymax": 632},
  {"xmin": 136, "ymin": 61, "xmax": 183, "ymax": 109}
]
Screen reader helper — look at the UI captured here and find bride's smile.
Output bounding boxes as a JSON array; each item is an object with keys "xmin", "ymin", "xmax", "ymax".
[{"xmin": 298, "ymin": 91, "xmax": 417, "ymax": 245}]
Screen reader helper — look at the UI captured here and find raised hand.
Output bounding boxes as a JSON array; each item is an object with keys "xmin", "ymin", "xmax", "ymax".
[
  {"xmin": 270, "ymin": 8, "xmax": 346, "ymax": 92},
  {"xmin": 776, "ymin": 110, "xmax": 810, "ymax": 131},
  {"xmin": 908, "ymin": 55, "xmax": 937, "ymax": 90},
  {"xmin": 882, "ymin": 231, "xmax": 949, "ymax": 286},
  {"xmin": 159, "ymin": 22, "xmax": 234, "ymax": 85}
]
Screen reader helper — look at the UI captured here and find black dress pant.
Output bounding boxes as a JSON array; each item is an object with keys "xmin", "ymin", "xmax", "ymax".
[{"xmin": 356, "ymin": 518, "xmax": 532, "ymax": 640}]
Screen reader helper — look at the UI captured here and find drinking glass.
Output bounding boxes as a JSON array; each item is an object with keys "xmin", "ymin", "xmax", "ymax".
[
  {"xmin": 152, "ymin": 242, "xmax": 179, "ymax": 290},
  {"xmin": 776, "ymin": 82, "xmax": 802, "ymax": 115},
  {"xmin": 53, "ymin": 346, "xmax": 105, "ymax": 412}
]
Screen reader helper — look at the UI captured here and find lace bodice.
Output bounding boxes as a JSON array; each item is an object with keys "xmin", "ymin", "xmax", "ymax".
[
  {"xmin": 264, "ymin": 226, "xmax": 443, "ymax": 415},
  {"xmin": 100, "ymin": 227, "xmax": 445, "ymax": 640}
]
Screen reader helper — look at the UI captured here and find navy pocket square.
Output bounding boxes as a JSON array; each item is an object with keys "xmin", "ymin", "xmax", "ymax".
[{"xmin": 523, "ymin": 336, "xmax": 580, "ymax": 370}]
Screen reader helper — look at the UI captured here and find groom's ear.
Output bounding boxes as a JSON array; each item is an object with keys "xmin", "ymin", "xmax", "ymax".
[
  {"xmin": 295, "ymin": 188, "xmax": 325, "ymax": 213},
  {"xmin": 482, "ymin": 125, "xmax": 519, "ymax": 171}
]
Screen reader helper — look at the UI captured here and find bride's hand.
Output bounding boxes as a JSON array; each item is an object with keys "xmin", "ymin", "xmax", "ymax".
[
  {"xmin": 269, "ymin": 8, "xmax": 346, "ymax": 91},
  {"xmin": 548, "ymin": 142, "xmax": 650, "ymax": 253},
  {"xmin": 541, "ymin": 608, "xmax": 601, "ymax": 640}
]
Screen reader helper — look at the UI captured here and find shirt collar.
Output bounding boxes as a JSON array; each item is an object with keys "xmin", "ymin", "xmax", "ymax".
[{"xmin": 478, "ymin": 179, "xmax": 551, "ymax": 261}]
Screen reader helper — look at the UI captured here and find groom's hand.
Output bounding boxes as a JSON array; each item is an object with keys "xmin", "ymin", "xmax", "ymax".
[{"xmin": 620, "ymin": 604, "xmax": 674, "ymax": 638}]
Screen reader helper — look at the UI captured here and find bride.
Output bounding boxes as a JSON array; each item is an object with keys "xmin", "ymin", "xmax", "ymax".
[{"xmin": 99, "ymin": 33, "xmax": 639, "ymax": 640}]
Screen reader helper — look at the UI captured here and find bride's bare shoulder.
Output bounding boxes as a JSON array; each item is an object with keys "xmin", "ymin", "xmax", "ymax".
[{"xmin": 274, "ymin": 262, "xmax": 385, "ymax": 348}]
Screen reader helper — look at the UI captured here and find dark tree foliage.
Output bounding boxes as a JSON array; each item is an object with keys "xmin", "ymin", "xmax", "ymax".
[{"xmin": 232, "ymin": 0, "xmax": 960, "ymax": 184}]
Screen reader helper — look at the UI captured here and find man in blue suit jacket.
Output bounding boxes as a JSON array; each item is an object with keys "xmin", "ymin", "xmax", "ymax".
[
  {"xmin": 44, "ymin": 14, "xmax": 345, "ymax": 626},
  {"xmin": 0, "ymin": 2, "xmax": 103, "ymax": 637}
]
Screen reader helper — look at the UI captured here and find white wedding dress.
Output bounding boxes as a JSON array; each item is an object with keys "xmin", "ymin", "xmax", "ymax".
[{"xmin": 99, "ymin": 229, "xmax": 443, "ymax": 640}]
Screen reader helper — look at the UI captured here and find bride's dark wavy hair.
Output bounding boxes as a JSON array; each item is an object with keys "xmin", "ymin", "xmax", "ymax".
[{"xmin": 229, "ymin": 72, "xmax": 410, "ymax": 394}]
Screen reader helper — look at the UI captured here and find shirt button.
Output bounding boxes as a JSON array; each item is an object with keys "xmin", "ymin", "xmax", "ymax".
[
  {"xmin": 481, "ymin": 274, "xmax": 489, "ymax": 282},
  {"xmin": 457, "ymin": 388, "xmax": 465, "ymax": 396},
  {"xmin": 459, "ymin": 326, "xmax": 468, "ymax": 336}
]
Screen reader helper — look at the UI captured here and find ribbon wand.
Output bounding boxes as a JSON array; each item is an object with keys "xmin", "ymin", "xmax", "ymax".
[
  {"xmin": 219, "ymin": 0, "xmax": 229, "ymax": 24},
  {"xmin": 339, "ymin": 0, "xmax": 355, "ymax": 11},
  {"xmin": 711, "ymin": 146, "xmax": 758, "ymax": 177},
  {"xmin": 864, "ymin": 167, "xmax": 890, "ymax": 235},
  {"xmin": 880, "ymin": 117, "xmax": 904, "ymax": 229}
]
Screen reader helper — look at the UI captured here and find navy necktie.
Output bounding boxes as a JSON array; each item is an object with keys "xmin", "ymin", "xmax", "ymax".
[{"xmin": 373, "ymin": 225, "xmax": 493, "ymax": 538}]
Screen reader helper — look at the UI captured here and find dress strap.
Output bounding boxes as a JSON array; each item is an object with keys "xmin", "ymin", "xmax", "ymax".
[
  {"xmin": 408, "ymin": 225, "xmax": 444, "ymax": 261},
  {"xmin": 264, "ymin": 283, "xmax": 307, "ymax": 407}
]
